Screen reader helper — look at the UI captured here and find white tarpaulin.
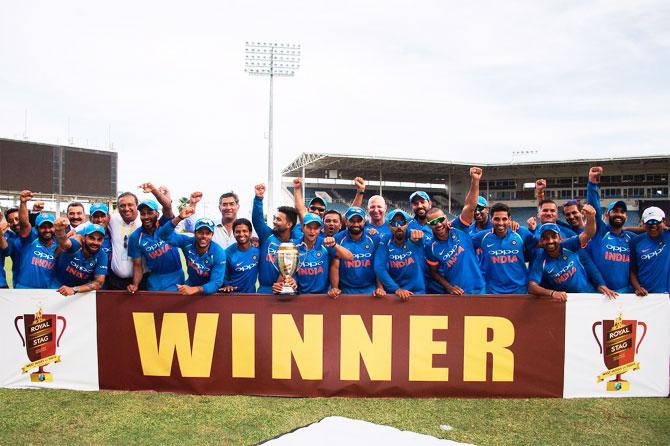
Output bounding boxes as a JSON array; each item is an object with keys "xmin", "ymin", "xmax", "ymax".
[
  {"xmin": 0, "ymin": 289, "xmax": 99, "ymax": 391},
  {"xmin": 563, "ymin": 293, "xmax": 670, "ymax": 398},
  {"xmin": 262, "ymin": 416, "xmax": 472, "ymax": 445}
]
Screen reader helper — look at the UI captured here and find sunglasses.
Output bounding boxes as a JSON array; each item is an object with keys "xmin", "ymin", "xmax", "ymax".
[
  {"xmin": 310, "ymin": 206, "xmax": 326, "ymax": 213},
  {"xmin": 389, "ymin": 220, "xmax": 407, "ymax": 228},
  {"xmin": 475, "ymin": 206, "xmax": 486, "ymax": 212},
  {"xmin": 428, "ymin": 215, "xmax": 447, "ymax": 226}
]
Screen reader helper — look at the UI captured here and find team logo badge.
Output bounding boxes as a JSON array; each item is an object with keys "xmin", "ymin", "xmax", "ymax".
[
  {"xmin": 592, "ymin": 311, "xmax": 647, "ymax": 391},
  {"xmin": 252, "ymin": 255, "xmax": 257, "ymax": 261},
  {"xmin": 14, "ymin": 307, "xmax": 67, "ymax": 382},
  {"xmin": 512, "ymin": 240, "xmax": 517, "ymax": 245},
  {"xmin": 316, "ymin": 251, "xmax": 322, "ymax": 258},
  {"xmin": 365, "ymin": 245, "xmax": 370, "ymax": 250}
]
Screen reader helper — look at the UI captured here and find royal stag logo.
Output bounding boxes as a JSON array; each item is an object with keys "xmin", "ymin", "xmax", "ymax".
[
  {"xmin": 592, "ymin": 311, "xmax": 646, "ymax": 392},
  {"xmin": 14, "ymin": 308, "xmax": 67, "ymax": 382}
]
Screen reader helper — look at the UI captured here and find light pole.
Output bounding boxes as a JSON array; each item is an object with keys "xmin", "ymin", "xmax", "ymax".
[{"xmin": 245, "ymin": 42, "xmax": 301, "ymax": 223}]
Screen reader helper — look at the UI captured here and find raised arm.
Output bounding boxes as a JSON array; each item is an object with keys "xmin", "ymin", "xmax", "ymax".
[
  {"xmin": 535, "ymin": 179, "xmax": 547, "ymax": 209},
  {"xmin": 351, "ymin": 177, "xmax": 366, "ymax": 208},
  {"xmin": 53, "ymin": 217, "xmax": 73, "ymax": 252},
  {"xmin": 586, "ymin": 167, "xmax": 605, "ymax": 232},
  {"xmin": 18, "ymin": 190, "xmax": 33, "ymax": 238},
  {"xmin": 578, "ymin": 204, "xmax": 597, "ymax": 247},
  {"xmin": 159, "ymin": 206, "xmax": 195, "ymax": 248},
  {"xmin": 292, "ymin": 178, "xmax": 308, "ymax": 221},
  {"xmin": 141, "ymin": 183, "xmax": 174, "ymax": 219},
  {"xmin": 459, "ymin": 167, "xmax": 482, "ymax": 226},
  {"xmin": 252, "ymin": 184, "xmax": 273, "ymax": 242}
]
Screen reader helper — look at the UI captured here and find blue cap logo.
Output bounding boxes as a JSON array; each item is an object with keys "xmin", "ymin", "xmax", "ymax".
[
  {"xmin": 89, "ymin": 203, "xmax": 109, "ymax": 217},
  {"xmin": 303, "ymin": 213, "xmax": 324, "ymax": 228},
  {"xmin": 386, "ymin": 209, "xmax": 410, "ymax": 224},
  {"xmin": 539, "ymin": 223, "xmax": 561, "ymax": 236},
  {"xmin": 345, "ymin": 207, "xmax": 366, "ymax": 221},
  {"xmin": 138, "ymin": 200, "xmax": 159, "ymax": 212},
  {"xmin": 35, "ymin": 213, "xmax": 55, "ymax": 227},
  {"xmin": 194, "ymin": 218, "xmax": 215, "ymax": 233},
  {"xmin": 409, "ymin": 191, "xmax": 430, "ymax": 203},
  {"xmin": 83, "ymin": 224, "xmax": 106, "ymax": 236}
]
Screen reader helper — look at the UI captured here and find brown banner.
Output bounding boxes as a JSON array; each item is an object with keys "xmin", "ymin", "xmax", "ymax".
[{"xmin": 96, "ymin": 291, "xmax": 565, "ymax": 397}]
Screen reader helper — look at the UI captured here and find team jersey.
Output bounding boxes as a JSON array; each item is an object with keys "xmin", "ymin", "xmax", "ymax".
[
  {"xmin": 128, "ymin": 217, "xmax": 184, "ymax": 291},
  {"xmin": 252, "ymin": 197, "xmax": 301, "ymax": 294},
  {"xmin": 425, "ymin": 218, "xmax": 485, "ymax": 295},
  {"xmin": 528, "ymin": 236, "xmax": 605, "ymax": 293},
  {"xmin": 585, "ymin": 181, "xmax": 634, "ymax": 292},
  {"xmin": 471, "ymin": 227, "xmax": 536, "ymax": 294},
  {"xmin": 629, "ymin": 231, "xmax": 670, "ymax": 293},
  {"xmin": 334, "ymin": 231, "xmax": 378, "ymax": 294},
  {"xmin": 374, "ymin": 236, "xmax": 425, "ymax": 294},
  {"xmin": 295, "ymin": 239, "xmax": 335, "ymax": 294},
  {"xmin": 157, "ymin": 220, "xmax": 227, "ymax": 295},
  {"xmin": 586, "ymin": 230, "xmax": 635, "ymax": 293},
  {"xmin": 11, "ymin": 232, "xmax": 59, "ymax": 289},
  {"xmin": 224, "ymin": 243, "xmax": 259, "ymax": 293},
  {"xmin": 408, "ymin": 218, "xmax": 432, "ymax": 238},
  {"xmin": 56, "ymin": 238, "xmax": 108, "ymax": 287},
  {"xmin": 0, "ymin": 235, "xmax": 8, "ymax": 287},
  {"xmin": 5, "ymin": 230, "xmax": 21, "ymax": 282}
]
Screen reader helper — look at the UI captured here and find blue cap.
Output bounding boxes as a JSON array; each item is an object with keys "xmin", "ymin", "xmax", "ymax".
[
  {"xmin": 539, "ymin": 223, "xmax": 561, "ymax": 236},
  {"xmin": 309, "ymin": 196, "xmax": 327, "ymax": 208},
  {"xmin": 386, "ymin": 209, "xmax": 411, "ymax": 224},
  {"xmin": 477, "ymin": 196, "xmax": 489, "ymax": 208},
  {"xmin": 409, "ymin": 191, "xmax": 430, "ymax": 203},
  {"xmin": 345, "ymin": 207, "xmax": 366, "ymax": 221},
  {"xmin": 138, "ymin": 200, "xmax": 159, "ymax": 212},
  {"xmin": 89, "ymin": 203, "xmax": 109, "ymax": 217},
  {"xmin": 82, "ymin": 224, "xmax": 105, "ymax": 236},
  {"xmin": 194, "ymin": 218, "xmax": 215, "ymax": 233},
  {"xmin": 606, "ymin": 201, "xmax": 627, "ymax": 214},
  {"xmin": 35, "ymin": 213, "xmax": 55, "ymax": 227},
  {"xmin": 303, "ymin": 213, "xmax": 323, "ymax": 228}
]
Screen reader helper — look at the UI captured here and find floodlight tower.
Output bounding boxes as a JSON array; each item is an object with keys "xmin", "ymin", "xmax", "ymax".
[{"xmin": 245, "ymin": 42, "xmax": 301, "ymax": 221}]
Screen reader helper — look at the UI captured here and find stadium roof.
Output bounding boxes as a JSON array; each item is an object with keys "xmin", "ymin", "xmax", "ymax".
[{"xmin": 282, "ymin": 153, "xmax": 670, "ymax": 183}]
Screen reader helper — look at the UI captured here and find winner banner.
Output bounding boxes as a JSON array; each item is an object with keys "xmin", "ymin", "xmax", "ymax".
[{"xmin": 96, "ymin": 292, "xmax": 565, "ymax": 397}]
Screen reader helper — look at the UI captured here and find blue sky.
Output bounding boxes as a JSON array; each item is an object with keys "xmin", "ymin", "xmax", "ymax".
[{"xmin": 1, "ymin": 0, "xmax": 668, "ymax": 217}]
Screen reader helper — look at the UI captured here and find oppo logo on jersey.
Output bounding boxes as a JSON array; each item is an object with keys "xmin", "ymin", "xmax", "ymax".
[
  {"xmin": 33, "ymin": 250, "xmax": 54, "ymax": 260},
  {"xmin": 187, "ymin": 259, "xmax": 211, "ymax": 277},
  {"xmin": 550, "ymin": 260, "xmax": 576, "ymax": 284},
  {"xmin": 641, "ymin": 245, "xmax": 665, "ymax": 260},
  {"xmin": 438, "ymin": 245, "xmax": 465, "ymax": 268},
  {"xmin": 235, "ymin": 263, "xmax": 257, "ymax": 272}
]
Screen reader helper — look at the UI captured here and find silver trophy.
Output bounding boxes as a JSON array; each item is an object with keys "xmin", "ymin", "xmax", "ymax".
[{"xmin": 277, "ymin": 242, "xmax": 299, "ymax": 295}]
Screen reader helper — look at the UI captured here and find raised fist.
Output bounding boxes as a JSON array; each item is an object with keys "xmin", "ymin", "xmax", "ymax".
[
  {"xmin": 581, "ymin": 204, "xmax": 596, "ymax": 218},
  {"xmin": 53, "ymin": 217, "xmax": 70, "ymax": 233},
  {"xmin": 0, "ymin": 221, "xmax": 8, "ymax": 234},
  {"xmin": 589, "ymin": 167, "xmax": 603, "ymax": 184},
  {"xmin": 32, "ymin": 201, "xmax": 45, "ymax": 213},
  {"xmin": 179, "ymin": 206, "xmax": 195, "ymax": 219},
  {"xmin": 190, "ymin": 191, "xmax": 203, "ymax": 206},
  {"xmin": 323, "ymin": 236, "xmax": 335, "ymax": 248},
  {"xmin": 139, "ymin": 182, "xmax": 155, "ymax": 193},
  {"xmin": 535, "ymin": 179, "xmax": 547, "ymax": 192},
  {"xmin": 19, "ymin": 190, "xmax": 33, "ymax": 203},
  {"xmin": 410, "ymin": 229, "xmax": 424, "ymax": 242},
  {"xmin": 354, "ymin": 177, "xmax": 365, "ymax": 193},
  {"xmin": 293, "ymin": 177, "xmax": 303, "ymax": 189},
  {"xmin": 469, "ymin": 167, "xmax": 483, "ymax": 181},
  {"xmin": 527, "ymin": 216, "xmax": 537, "ymax": 231},
  {"xmin": 255, "ymin": 184, "xmax": 266, "ymax": 199}
]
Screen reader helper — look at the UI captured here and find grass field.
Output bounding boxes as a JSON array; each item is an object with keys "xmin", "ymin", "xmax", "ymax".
[{"xmin": 0, "ymin": 389, "xmax": 668, "ymax": 445}]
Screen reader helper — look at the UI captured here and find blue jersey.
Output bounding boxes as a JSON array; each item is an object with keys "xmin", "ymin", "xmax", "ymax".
[
  {"xmin": 587, "ymin": 230, "xmax": 635, "ymax": 293},
  {"xmin": 529, "ymin": 236, "xmax": 605, "ymax": 293},
  {"xmin": 469, "ymin": 218, "xmax": 493, "ymax": 235},
  {"xmin": 128, "ymin": 217, "xmax": 184, "ymax": 291},
  {"xmin": 295, "ymin": 240, "xmax": 335, "ymax": 294},
  {"xmin": 630, "ymin": 231, "xmax": 670, "ymax": 293},
  {"xmin": 224, "ymin": 243, "xmax": 259, "ymax": 293},
  {"xmin": 252, "ymin": 197, "xmax": 301, "ymax": 294},
  {"xmin": 0, "ymin": 234, "xmax": 9, "ymax": 287},
  {"xmin": 158, "ymin": 220, "xmax": 227, "ymax": 295},
  {"xmin": 12, "ymin": 233, "xmax": 59, "ymax": 289},
  {"xmin": 6, "ymin": 230, "xmax": 23, "ymax": 280},
  {"xmin": 472, "ymin": 227, "xmax": 535, "ymax": 294},
  {"xmin": 334, "ymin": 232, "xmax": 378, "ymax": 294},
  {"xmin": 424, "ymin": 217, "xmax": 484, "ymax": 295},
  {"xmin": 374, "ymin": 237, "xmax": 425, "ymax": 294},
  {"xmin": 56, "ymin": 238, "xmax": 108, "ymax": 287}
]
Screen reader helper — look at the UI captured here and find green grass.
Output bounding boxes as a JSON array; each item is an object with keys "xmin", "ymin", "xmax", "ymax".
[{"xmin": 0, "ymin": 389, "xmax": 668, "ymax": 445}]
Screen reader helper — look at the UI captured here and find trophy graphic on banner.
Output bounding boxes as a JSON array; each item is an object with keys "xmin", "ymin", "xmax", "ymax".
[
  {"xmin": 592, "ymin": 311, "xmax": 646, "ymax": 391},
  {"xmin": 277, "ymin": 242, "xmax": 299, "ymax": 296},
  {"xmin": 14, "ymin": 308, "xmax": 67, "ymax": 382}
]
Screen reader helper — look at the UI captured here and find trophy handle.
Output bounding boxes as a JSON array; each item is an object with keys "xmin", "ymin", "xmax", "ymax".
[
  {"xmin": 56, "ymin": 316, "xmax": 67, "ymax": 347},
  {"xmin": 592, "ymin": 321, "xmax": 602, "ymax": 354},
  {"xmin": 14, "ymin": 316, "xmax": 25, "ymax": 347},
  {"xmin": 635, "ymin": 321, "xmax": 647, "ymax": 354}
]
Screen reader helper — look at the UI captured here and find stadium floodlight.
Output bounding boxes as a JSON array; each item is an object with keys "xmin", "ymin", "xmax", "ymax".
[{"xmin": 245, "ymin": 42, "xmax": 301, "ymax": 221}]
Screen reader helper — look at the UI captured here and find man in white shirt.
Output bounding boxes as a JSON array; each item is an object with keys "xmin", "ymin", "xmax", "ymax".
[
  {"xmin": 212, "ymin": 192, "xmax": 240, "ymax": 250},
  {"xmin": 107, "ymin": 192, "xmax": 141, "ymax": 290}
]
